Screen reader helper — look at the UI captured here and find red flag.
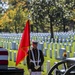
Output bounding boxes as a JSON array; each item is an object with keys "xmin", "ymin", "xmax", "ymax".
[{"xmin": 16, "ymin": 20, "xmax": 30, "ymax": 66}]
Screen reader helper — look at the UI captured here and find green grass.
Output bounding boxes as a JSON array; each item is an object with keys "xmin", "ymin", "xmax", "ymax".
[
  {"xmin": 0, "ymin": 36, "xmax": 75, "ymax": 75},
  {"xmin": 8, "ymin": 41, "xmax": 75, "ymax": 75},
  {"xmin": 8, "ymin": 47, "xmax": 59, "ymax": 75}
]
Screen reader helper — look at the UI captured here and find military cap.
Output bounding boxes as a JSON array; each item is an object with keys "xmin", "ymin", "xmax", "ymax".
[{"xmin": 32, "ymin": 41, "xmax": 38, "ymax": 44}]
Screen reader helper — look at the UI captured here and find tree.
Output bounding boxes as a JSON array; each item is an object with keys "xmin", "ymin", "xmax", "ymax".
[
  {"xmin": 28, "ymin": 0, "xmax": 75, "ymax": 37},
  {"xmin": 0, "ymin": 0, "xmax": 75, "ymax": 33},
  {"xmin": 28, "ymin": 0, "xmax": 57, "ymax": 38},
  {"xmin": 6, "ymin": 0, "xmax": 29, "ymax": 33}
]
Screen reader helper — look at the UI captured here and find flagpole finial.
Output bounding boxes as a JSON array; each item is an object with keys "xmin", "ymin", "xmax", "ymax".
[{"xmin": 28, "ymin": 14, "xmax": 31, "ymax": 20}]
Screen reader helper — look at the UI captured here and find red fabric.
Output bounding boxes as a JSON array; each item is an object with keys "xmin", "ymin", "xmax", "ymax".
[{"xmin": 16, "ymin": 20, "xmax": 30, "ymax": 66}]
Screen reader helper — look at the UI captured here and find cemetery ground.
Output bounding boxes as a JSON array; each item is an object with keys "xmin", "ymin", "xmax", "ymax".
[
  {"xmin": 0, "ymin": 32, "xmax": 75, "ymax": 75},
  {"xmin": 8, "ymin": 38, "xmax": 75, "ymax": 75},
  {"xmin": 8, "ymin": 49, "xmax": 59, "ymax": 75}
]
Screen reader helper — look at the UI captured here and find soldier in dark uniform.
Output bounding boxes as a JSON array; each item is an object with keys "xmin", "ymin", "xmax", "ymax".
[{"xmin": 26, "ymin": 41, "xmax": 44, "ymax": 75}]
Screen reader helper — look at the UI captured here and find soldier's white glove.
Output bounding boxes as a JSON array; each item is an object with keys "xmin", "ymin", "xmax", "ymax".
[
  {"xmin": 29, "ymin": 69, "xmax": 31, "ymax": 73},
  {"xmin": 34, "ymin": 65, "xmax": 40, "ymax": 70}
]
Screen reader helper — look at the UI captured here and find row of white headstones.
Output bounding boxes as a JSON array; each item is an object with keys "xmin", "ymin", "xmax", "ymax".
[{"xmin": 0, "ymin": 32, "xmax": 75, "ymax": 74}]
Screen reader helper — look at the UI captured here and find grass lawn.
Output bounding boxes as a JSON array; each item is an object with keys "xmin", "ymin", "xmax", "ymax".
[
  {"xmin": 8, "ymin": 40, "xmax": 75, "ymax": 75},
  {"xmin": 0, "ymin": 35, "xmax": 74, "ymax": 75}
]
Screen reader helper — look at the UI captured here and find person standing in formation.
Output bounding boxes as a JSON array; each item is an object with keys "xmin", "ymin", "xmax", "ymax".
[{"xmin": 26, "ymin": 41, "xmax": 44, "ymax": 75}]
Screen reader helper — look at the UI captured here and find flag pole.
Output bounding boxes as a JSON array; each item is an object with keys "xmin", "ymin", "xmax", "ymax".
[
  {"xmin": 16, "ymin": 1, "xmax": 31, "ymax": 66},
  {"xmin": 27, "ymin": 0, "xmax": 31, "ymax": 69}
]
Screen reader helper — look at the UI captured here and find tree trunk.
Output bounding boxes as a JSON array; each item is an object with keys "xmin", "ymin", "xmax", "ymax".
[
  {"xmin": 63, "ymin": 24, "xmax": 66, "ymax": 32},
  {"xmin": 50, "ymin": 15, "xmax": 54, "ymax": 39}
]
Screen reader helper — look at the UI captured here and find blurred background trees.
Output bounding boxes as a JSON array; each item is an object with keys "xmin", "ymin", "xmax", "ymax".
[{"xmin": 0, "ymin": 0, "xmax": 75, "ymax": 34}]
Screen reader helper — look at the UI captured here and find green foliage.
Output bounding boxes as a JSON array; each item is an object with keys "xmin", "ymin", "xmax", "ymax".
[
  {"xmin": 30, "ymin": 0, "xmax": 75, "ymax": 32},
  {"xmin": 0, "ymin": 0, "xmax": 29, "ymax": 33},
  {"xmin": 0, "ymin": 0, "xmax": 75, "ymax": 32}
]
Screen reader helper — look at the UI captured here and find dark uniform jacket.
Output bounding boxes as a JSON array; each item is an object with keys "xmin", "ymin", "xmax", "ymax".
[{"xmin": 26, "ymin": 48, "xmax": 44, "ymax": 72}]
